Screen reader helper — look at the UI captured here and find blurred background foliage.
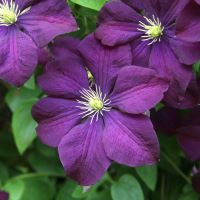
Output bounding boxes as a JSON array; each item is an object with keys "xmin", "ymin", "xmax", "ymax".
[{"xmin": 0, "ymin": 0, "xmax": 199, "ymax": 199}]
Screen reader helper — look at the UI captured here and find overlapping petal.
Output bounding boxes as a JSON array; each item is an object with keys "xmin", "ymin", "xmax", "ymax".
[
  {"xmin": 176, "ymin": 0, "xmax": 200, "ymax": 42},
  {"xmin": 18, "ymin": 0, "xmax": 78, "ymax": 47},
  {"xmin": 103, "ymin": 110, "xmax": 159, "ymax": 167},
  {"xmin": 38, "ymin": 59, "xmax": 89, "ymax": 99},
  {"xmin": 0, "ymin": 27, "xmax": 38, "ymax": 87},
  {"xmin": 109, "ymin": 66, "xmax": 169, "ymax": 114},
  {"xmin": 78, "ymin": 34, "xmax": 132, "ymax": 94},
  {"xmin": 32, "ymin": 97, "xmax": 81, "ymax": 147},
  {"xmin": 58, "ymin": 119, "xmax": 111, "ymax": 186}
]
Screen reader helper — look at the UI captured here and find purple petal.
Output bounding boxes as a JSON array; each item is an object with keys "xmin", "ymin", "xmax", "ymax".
[
  {"xmin": 50, "ymin": 35, "xmax": 80, "ymax": 61},
  {"xmin": 58, "ymin": 120, "xmax": 111, "ymax": 186},
  {"xmin": 110, "ymin": 66, "xmax": 169, "ymax": 114},
  {"xmin": 176, "ymin": 126, "xmax": 200, "ymax": 161},
  {"xmin": 0, "ymin": 27, "xmax": 38, "ymax": 87},
  {"xmin": 95, "ymin": 1, "xmax": 142, "ymax": 46},
  {"xmin": 162, "ymin": 0, "xmax": 189, "ymax": 24},
  {"xmin": 0, "ymin": 191, "xmax": 9, "ymax": 200},
  {"xmin": 164, "ymin": 75, "xmax": 200, "ymax": 109},
  {"xmin": 131, "ymin": 39, "xmax": 152, "ymax": 66},
  {"xmin": 151, "ymin": 107, "xmax": 181, "ymax": 136},
  {"xmin": 149, "ymin": 40, "xmax": 192, "ymax": 96},
  {"xmin": 170, "ymin": 37, "xmax": 200, "ymax": 65},
  {"xmin": 38, "ymin": 59, "xmax": 88, "ymax": 99},
  {"xmin": 38, "ymin": 47, "xmax": 51, "ymax": 66},
  {"xmin": 78, "ymin": 34, "xmax": 132, "ymax": 94},
  {"xmin": 32, "ymin": 97, "xmax": 81, "ymax": 147},
  {"xmin": 176, "ymin": 1, "xmax": 200, "ymax": 42},
  {"xmin": 18, "ymin": 0, "xmax": 78, "ymax": 47},
  {"xmin": 103, "ymin": 110, "xmax": 159, "ymax": 167}
]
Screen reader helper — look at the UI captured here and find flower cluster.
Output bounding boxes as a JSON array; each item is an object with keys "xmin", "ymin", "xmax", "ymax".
[{"xmin": 1, "ymin": 0, "xmax": 200, "ymax": 188}]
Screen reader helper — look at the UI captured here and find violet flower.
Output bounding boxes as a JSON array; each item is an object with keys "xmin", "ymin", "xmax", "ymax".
[
  {"xmin": 0, "ymin": 0, "xmax": 77, "ymax": 86},
  {"xmin": 95, "ymin": 0, "xmax": 200, "ymax": 107},
  {"xmin": 176, "ymin": 0, "xmax": 200, "ymax": 42},
  {"xmin": 0, "ymin": 191, "xmax": 9, "ymax": 200},
  {"xmin": 32, "ymin": 34, "xmax": 169, "ymax": 185}
]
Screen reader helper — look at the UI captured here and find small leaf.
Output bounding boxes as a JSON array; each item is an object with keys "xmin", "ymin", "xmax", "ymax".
[
  {"xmin": 70, "ymin": 0, "xmax": 107, "ymax": 11},
  {"xmin": 136, "ymin": 165, "xmax": 157, "ymax": 191},
  {"xmin": 111, "ymin": 175, "xmax": 144, "ymax": 200},
  {"xmin": 12, "ymin": 99, "xmax": 37, "ymax": 154}
]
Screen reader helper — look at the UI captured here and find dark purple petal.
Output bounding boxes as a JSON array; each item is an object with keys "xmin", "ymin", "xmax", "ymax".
[
  {"xmin": 50, "ymin": 35, "xmax": 80, "ymax": 61},
  {"xmin": 176, "ymin": 1, "xmax": 200, "ymax": 42},
  {"xmin": 95, "ymin": 1, "xmax": 142, "ymax": 46},
  {"xmin": 58, "ymin": 119, "xmax": 111, "ymax": 186},
  {"xmin": 162, "ymin": 0, "xmax": 189, "ymax": 24},
  {"xmin": 149, "ymin": 40, "xmax": 192, "ymax": 98},
  {"xmin": 0, "ymin": 191, "xmax": 9, "ymax": 200},
  {"xmin": 18, "ymin": 0, "xmax": 78, "ymax": 47},
  {"xmin": 103, "ymin": 110, "xmax": 159, "ymax": 167},
  {"xmin": 0, "ymin": 27, "xmax": 38, "ymax": 87},
  {"xmin": 131, "ymin": 39, "xmax": 152, "ymax": 66},
  {"xmin": 176, "ymin": 126, "xmax": 200, "ymax": 161},
  {"xmin": 109, "ymin": 66, "xmax": 169, "ymax": 114},
  {"xmin": 38, "ymin": 47, "xmax": 51, "ymax": 66},
  {"xmin": 164, "ymin": 75, "xmax": 200, "ymax": 109},
  {"xmin": 151, "ymin": 107, "xmax": 181, "ymax": 136},
  {"xmin": 32, "ymin": 97, "xmax": 81, "ymax": 147},
  {"xmin": 170, "ymin": 37, "xmax": 200, "ymax": 65},
  {"xmin": 38, "ymin": 59, "xmax": 88, "ymax": 99},
  {"xmin": 78, "ymin": 34, "xmax": 132, "ymax": 94}
]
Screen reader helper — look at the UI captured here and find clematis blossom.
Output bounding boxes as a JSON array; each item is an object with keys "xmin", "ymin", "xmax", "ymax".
[
  {"xmin": 0, "ymin": 0, "xmax": 77, "ymax": 86},
  {"xmin": 32, "ymin": 34, "xmax": 169, "ymax": 185},
  {"xmin": 95, "ymin": 0, "xmax": 200, "ymax": 107}
]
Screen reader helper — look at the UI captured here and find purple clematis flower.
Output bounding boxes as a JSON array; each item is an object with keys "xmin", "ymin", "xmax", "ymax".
[
  {"xmin": 0, "ymin": 0, "xmax": 77, "ymax": 86},
  {"xmin": 0, "ymin": 191, "xmax": 9, "ymax": 200},
  {"xmin": 176, "ymin": 0, "xmax": 200, "ymax": 42},
  {"xmin": 95, "ymin": 0, "xmax": 200, "ymax": 107},
  {"xmin": 32, "ymin": 34, "xmax": 169, "ymax": 185}
]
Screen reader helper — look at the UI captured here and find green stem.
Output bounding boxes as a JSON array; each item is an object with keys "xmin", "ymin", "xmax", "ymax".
[{"xmin": 162, "ymin": 151, "xmax": 191, "ymax": 184}]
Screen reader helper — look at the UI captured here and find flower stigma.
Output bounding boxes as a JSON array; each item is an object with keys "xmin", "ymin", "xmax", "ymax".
[
  {"xmin": 0, "ymin": 0, "xmax": 31, "ymax": 26},
  {"xmin": 138, "ymin": 15, "xmax": 164, "ymax": 45},
  {"xmin": 77, "ymin": 85, "xmax": 111, "ymax": 123}
]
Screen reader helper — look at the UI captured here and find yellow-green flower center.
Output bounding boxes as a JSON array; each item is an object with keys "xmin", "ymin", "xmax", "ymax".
[
  {"xmin": 138, "ymin": 15, "xmax": 164, "ymax": 45},
  {"xmin": 89, "ymin": 97, "xmax": 103, "ymax": 110},
  {"xmin": 0, "ymin": 0, "xmax": 31, "ymax": 26},
  {"xmin": 77, "ymin": 85, "xmax": 111, "ymax": 123},
  {"xmin": 145, "ymin": 24, "xmax": 163, "ymax": 38}
]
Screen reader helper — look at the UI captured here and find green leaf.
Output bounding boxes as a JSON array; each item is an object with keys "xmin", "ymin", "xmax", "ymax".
[
  {"xmin": 0, "ymin": 162, "xmax": 9, "ymax": 184},
  {"xmin": 72, "ymin": 185, "xmax": 90, "ymax": 199},
  {"xmin": 178, "ymin": 185, "xmax": 199, "ymax": 200},
  {"xmin": 111, "ymin": 175, "xmax": 144, "ymax": 200},
  {"xmin": 6, "ymin": 87, "xmax": 41, "ymax": 112},
  {"xmin": 24, "ymin": 75, "xmax": 35, "ymax": 90},
  {"xmin": 4, "ymin": 177, "xmax": 55, "ymax": 200},
  {"xmin": 136, "ymin": 165, "xmax": 157, "ymax": 191},
  {"xmin": 56, "ymin": 181, "xmax": 77, "ymax": 200},
  {"xmin": 70, "ymin": 0, "xmax": 107, "ymax": 11},
  {"xmin": 12, "ymin": 99, "xmax": 37, "ymax": 154}
]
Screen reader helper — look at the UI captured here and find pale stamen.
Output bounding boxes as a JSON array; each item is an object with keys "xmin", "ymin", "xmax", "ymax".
[
  {"xmin": 137, "ymin": 15, "xmax": 164, "ymax": 45},
  {"xmin": 76, "ymin": 85, "xmax": 111, "ymax": 123}
]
